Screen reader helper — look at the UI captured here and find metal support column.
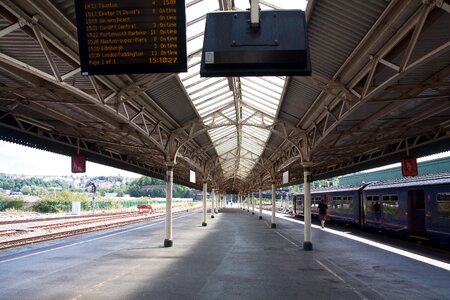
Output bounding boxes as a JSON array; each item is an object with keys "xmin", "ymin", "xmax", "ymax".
[
  {"xmin": 252, "ymin": 191, "xmax": 255, "ymax": 215},
  {"xmin": 211, "ymin": 189, "xmax": 215, "ymax": 218},
  {"xmin": 216, "ymin": 191, "xmax": 219, "ymax": 211},
  {"xmin": 202, "ymin": 181, "xmax": 207, "ymax": 227},
  {"xmin": 271, "ymin": 182, "xmax": 276, "ymax": 228},
  {"xmin": 245, "ymin": 192, "xmax": 248, "ymax": 211},
  {"xmin": 303, "ymin": 165, "xmax": 313, "ymax": 251},
  {"xmin": 241, "ymin": 192, "xmax": 243, "ymax": 209},
  {"xmin": 247, "ymin": 192, "xmax": 250, "ymax": 212},
  {"xmin": 216, "ymin": 191, "xmax": 219, "ymax": 213},
  {"xmin": 258, "ymin": 188, "xmax": 262, "ymax": 220},
  {"xmin": 238, "ymin": 192, "xmax": 240, "ymax": 208},
  {"xmin": 164, "ymin": 163, "xmax": 174, "ymax": 247}
]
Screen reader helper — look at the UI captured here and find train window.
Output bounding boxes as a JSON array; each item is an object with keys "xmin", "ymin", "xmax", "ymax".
[
  {"xmin": 366, "ymin": 195, "xmax": 379, "ymax": 213},
  {"xmin": 332, "ymin": 196, "xmax": 341, "ymax": 209},
  {"xmin": 382, "ymin": 195, "xmax": 399, "ymax": 215},
  {"xmin": 296, "ymin": 196, "xmax": 304, "ymax": 210},
  {"xmin": 437, "ymin": 193, "xmax": 450, "ymax": 219},
  {"xmin": 332, "ymin": 196, "xmax": 353, "ymax": 211},
  {"xmin": 311, "ymin": 197, "xmax": 321, "ymax": 212},
  {"xmin": 342, "ymin": 196, "xmax": 353, "ymax": 211}
]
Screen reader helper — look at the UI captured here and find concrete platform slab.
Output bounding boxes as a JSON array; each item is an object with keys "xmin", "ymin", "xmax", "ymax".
[{"xmin": 0, "ymin": 208, "xmax": 449, "ymax": 299}]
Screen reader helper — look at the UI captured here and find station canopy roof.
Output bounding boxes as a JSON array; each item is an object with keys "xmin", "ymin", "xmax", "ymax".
[{"xmin": 0, "ymin": 0, "xmax": 449, "ymax": 191}]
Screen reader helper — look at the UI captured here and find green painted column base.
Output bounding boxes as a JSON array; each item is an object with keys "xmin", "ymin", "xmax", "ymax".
[
  {"xmin": 271, "ymin": 223, "xmax": 276, "ymax": 228},
  {"xmin": 202, "ymin": 222, "xmax": 207, "ymax": 226},
  {"xmin": 259, "ymin": 216, "xmax": 262, "ymax": 220},
  {"xmin": 303, "ymin": 241, "xmax": 313, "ymax": 251},
  {"xmin": 164, "ymin": 239, "xmax": 173, "ymax": 247}
]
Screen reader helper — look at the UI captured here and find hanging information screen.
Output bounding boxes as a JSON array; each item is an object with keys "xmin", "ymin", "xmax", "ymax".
[{"xmin": 75, "ymin": 0, "xmax": 187, "ymax": 75}]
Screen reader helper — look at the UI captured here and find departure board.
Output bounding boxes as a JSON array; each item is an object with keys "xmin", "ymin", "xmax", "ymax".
[{"xmin": 75, "ymin": 0, "xmax": 187, "ymax": 75}]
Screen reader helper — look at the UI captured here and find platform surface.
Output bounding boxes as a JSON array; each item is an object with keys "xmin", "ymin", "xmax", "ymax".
[{"xmin": 0, "ymin": 208, "xmax": 449, "ymax": 299}]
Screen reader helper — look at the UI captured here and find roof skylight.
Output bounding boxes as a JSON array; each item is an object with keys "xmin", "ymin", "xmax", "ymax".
[{"xmin": 181, "ymin": 0, "xmax": 307, "ymax": 189}]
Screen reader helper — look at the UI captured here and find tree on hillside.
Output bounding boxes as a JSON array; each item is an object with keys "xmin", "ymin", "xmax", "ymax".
[{"xmin": 127, "ymin": 176, "xmax": 194, "ymax": 198}]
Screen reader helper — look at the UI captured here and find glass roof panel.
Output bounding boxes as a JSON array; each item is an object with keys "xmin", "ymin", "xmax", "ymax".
[
  {"xmin": 241, "ymin": 78, "xmax": 283, "ymax": 101},
  {"xmin": 186, "ymin": 1, "xmax": 218, "ymax": 23},
  {"xmin": 209, "ymin": 126, "xmax": 235, "ymax": 140},
  {"xmin": 191, "ymin": 86, "xmax": 230, "ymax": 103},
  {"xmin": 243, "ymin": 126, "xmax": 270, "ymax": 142},
  {"xmin": 197, "ymin": 96, "xmax": 233, "ymax": 117},
  {"xmin": 241, "ymin": 83, "xmax": 281, "ymax": 104},
  {"xmin": 184, "ymin": 77, "xmax": 220, "ymax": 91},
  {"xmin": 187, "ymin": 30, "xmax": 205, "ymax": 55},
  {"xmin": 234, "ymin": 0, "xmax": 306, "ymax": 10},
  {"xmin": 215, "ymin": 138, "xmax": 238, "ymax": 155},
  {"xmin": 241, "ymin": 98, "xmax": 277, "ymax": 117},
  {"xmin": 197, "ymin": 97, "xmax": 233, "ymax": 115}
]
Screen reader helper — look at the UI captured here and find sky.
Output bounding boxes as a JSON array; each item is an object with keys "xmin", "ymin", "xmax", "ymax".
[
  {"xmin": 361, "ymin": 150, "xmax": 450, "ymax": 173},
  {"xmin": 0, "ymin": 140, "xmax": 141, "ymax": 177}
]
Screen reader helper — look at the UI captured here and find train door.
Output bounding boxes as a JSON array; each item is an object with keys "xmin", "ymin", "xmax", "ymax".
[
  {"xmin": 359, "ymin": 190, "xmax": 365, "ymax": 227},
  {"xmin": 293, "ymin": 195, "xmax": 297, "ymax": 215},
  {"xmin": 408, "ymin": 190, "xmax": 426, "ymax": 237}
]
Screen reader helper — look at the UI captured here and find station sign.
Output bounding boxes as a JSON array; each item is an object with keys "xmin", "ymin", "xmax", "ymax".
[
  {"xmin": 201, "ymin": 10, "xmax": 311, "ymax": 77},
  {"xmin": 75, "ymin": 0, "xmax": 187, "ymax": 75},
  {"xmin": 71, "ymin": 154, "xmax": 86, "ymax": 173},
  {"xmin": 401, "ymin": 156, "xmax": 418, "ymax": 177}
]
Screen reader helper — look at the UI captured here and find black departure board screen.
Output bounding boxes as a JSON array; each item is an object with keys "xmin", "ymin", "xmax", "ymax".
[{"xmin": 75, "ymin": 0, "xmax": 187, "ymax": 75}]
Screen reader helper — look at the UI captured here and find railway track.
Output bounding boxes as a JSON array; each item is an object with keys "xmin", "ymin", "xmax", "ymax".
[
  {"xmin": 0, "ymin": 212, "xmax": 135, "ymax": 225},
  {"xmin": 0, "ymin": 205, "xmax": 201, "ymax": 250}
]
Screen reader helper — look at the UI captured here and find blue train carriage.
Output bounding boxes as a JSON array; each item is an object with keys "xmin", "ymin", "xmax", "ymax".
[
  {"xmin": 292, "ymin": 192, "xmax": 304, "ymax": 217},
  {"xmin": 292, "ymin": 191, "xmax": 324, "ymax": 219},
  {"xmin": 293, "ymin": 184, "xmax": 365, "ymax": 226},
  {"xmin": 362, "ymin": 174, "xmax": 450, "ymax": 247},
  {"xmin": 322, "ymin": 185, "xmax": 366, "ymax": 226}
]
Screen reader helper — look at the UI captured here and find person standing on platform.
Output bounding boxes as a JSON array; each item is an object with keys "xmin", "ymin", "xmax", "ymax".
[{"xmin": 318, "ymin": 199, "xmax": 328, "ymax": 229}]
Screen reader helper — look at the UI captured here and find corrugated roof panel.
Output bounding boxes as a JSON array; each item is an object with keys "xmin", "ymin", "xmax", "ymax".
[
  {"xmin": 0, "ymin": 30, "xmax": 54, "ymax": 76},
  {"xmin": 308, "ymin": 0, "xmax": 388, "ymax": 78},
  {"xmin": 51, "ymin": 0, "xmax": 77, "ymax": 25},
  {"xmin": 279, "ymin": 79, "xmax": 321, "ymax": 124},
  {"xmin": 146, "ymin": 77, "xmax": 198, "ymax": 126}
]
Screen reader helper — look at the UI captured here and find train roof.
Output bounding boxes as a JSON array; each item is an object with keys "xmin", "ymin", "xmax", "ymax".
[
  {"xmin": 291, "ymin": 184, "xmax": 367, "ymax": 196},
  {"xmin": 363, "ymin": 173, "xmax": 450, "ymax": 190},
  {"xmin": 292, "ymin": 173, "xmax": 450, "ymax": 196}
]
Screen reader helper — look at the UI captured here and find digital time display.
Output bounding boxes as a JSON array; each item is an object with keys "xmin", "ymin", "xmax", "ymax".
[{"xmin": 75, "ymin": 0, "xmax": 187, "ymax": 75}]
